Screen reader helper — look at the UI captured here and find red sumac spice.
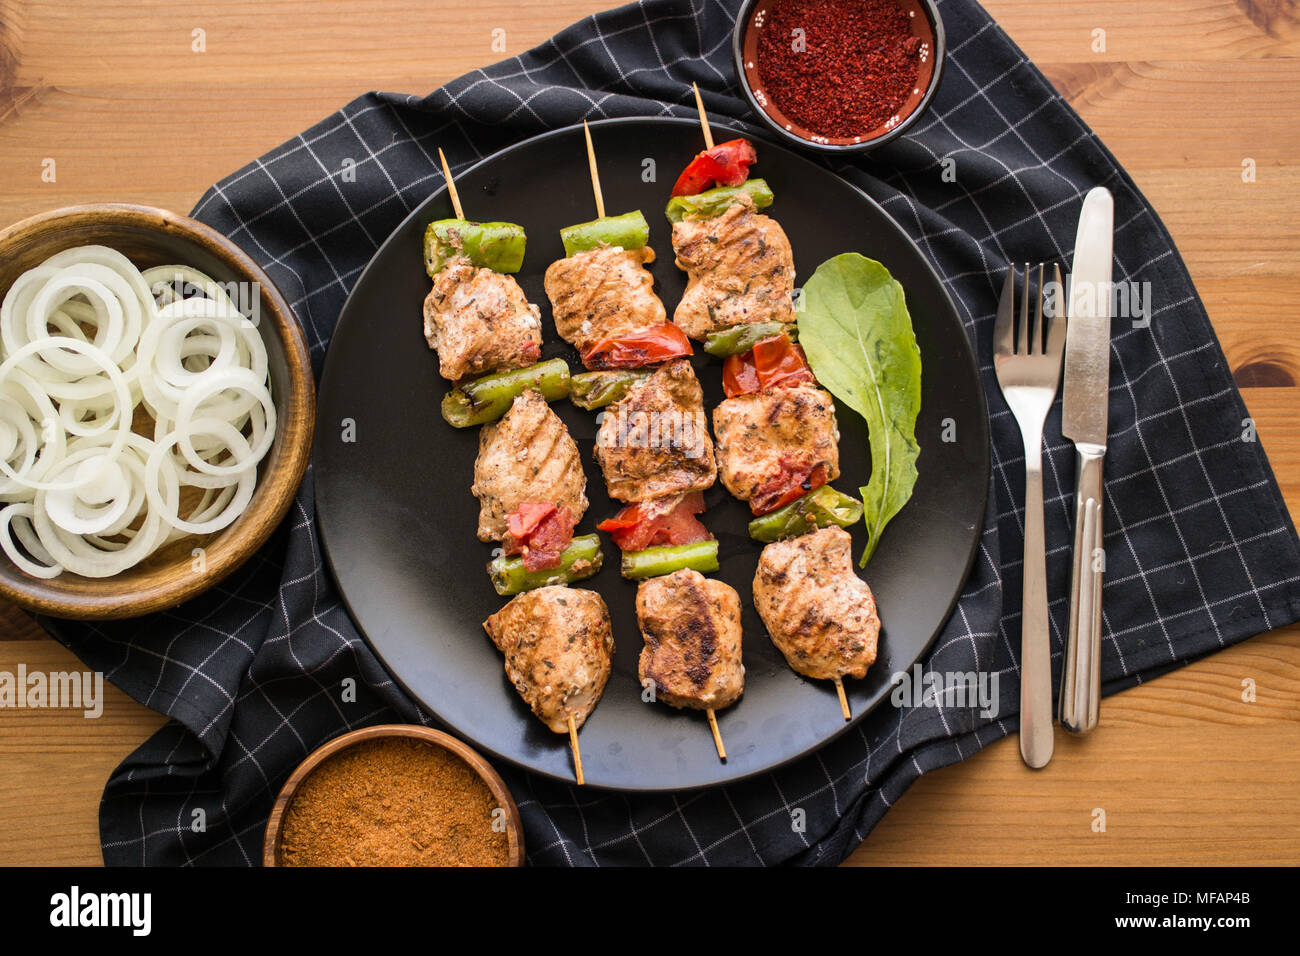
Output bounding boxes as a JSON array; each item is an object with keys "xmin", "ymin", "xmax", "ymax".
[{"xmin": 757, "ymin": 0, "xmax": 923, "ymax": 139}]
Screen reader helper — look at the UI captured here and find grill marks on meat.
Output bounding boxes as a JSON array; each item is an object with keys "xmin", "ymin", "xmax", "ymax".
[
  {"xmin": 712, "ymin": 385, "xmax": 840, "ymax": 505},
  {"xmin": 483, "ymin": 586, "xmax": 614, "ymax": 733},
  {"xmin": 594, "ymin": 359, "xmax": 717, "ymax": 502},
  {"xmin": 671, "ymin": 196, "xmax": 796, "ymax": 340},
  {"xmin": 753, "ymin": 527, "xmax": 880, "ymax": 681},
  {"xmin": 543, "ymin": 245, "xmax": 667, "ymax": 353},
  {"xmin": 423, "ymin": 255, "xmax": 542, "ymax": 381},
  {"xmin": 636, "ymin": 569, "xmax": 744, "ymax": 711},
  {"xmin": 472, "ymin": 389, "xmax": 588, "ymax": 541}
]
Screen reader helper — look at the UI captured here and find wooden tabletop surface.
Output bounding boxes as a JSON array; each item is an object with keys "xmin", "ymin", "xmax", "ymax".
[{"xmin": 1, "ymin": 0, "xmax": 1297, "ymax": 866}]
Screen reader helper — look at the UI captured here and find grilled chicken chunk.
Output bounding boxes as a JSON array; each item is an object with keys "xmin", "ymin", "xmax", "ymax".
[
  {"xmin": 423, "ymin": 255, "xmax": 543, "ymax": 381},
  {"xmin": 472, "ymin": 389, "xmax": 587, "ymax": 541},
  {"xmin": 712, "ymin": 385, "xmax": 840, "ymax": 509},
  {"xmin": 543, "ymin": 245, "xmax": 667, "ymax": 353},
  {"xmin": 671, "ymin": 195, "xmax": 796, "ymax": 340},
  {"xmin": 753, "ymin": 526, "xmax": 880, "ymax": 681},
  {"xmin": 636, "ymin": 569, "xmax": 744, "ymax": 711},
  {"xmin": 483, "ymin": 586, "xmax": 614, "ymax": 733},
  {"xmin": 594, "ymin": 359, "xmax": 716, "ymax": 502}
]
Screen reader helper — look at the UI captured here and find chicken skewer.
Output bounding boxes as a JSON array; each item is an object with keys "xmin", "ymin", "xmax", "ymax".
[
  {"xmin": 680, "ymin": 98, "xmax": 872, "ymax": 720},
  {"xmin": 551, "ymin": 122, "xmax": 738, "ymax": 757},
  {"xmin": 430, "ymin": 156, "xmax": 608, "ymax": 782},
  {"xmin": 483, "ymin": 585, "xmax": 614, "ymax": 785}
]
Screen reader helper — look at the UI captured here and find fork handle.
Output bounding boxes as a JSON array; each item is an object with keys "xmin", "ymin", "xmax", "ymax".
[
  {"xmin": 1060, "ymin": 446, "xmax": 1105, "ymax": 734},
  {"xmin": 1020, "ymin": 433, "xmax": 1054, "ymax": 768}
]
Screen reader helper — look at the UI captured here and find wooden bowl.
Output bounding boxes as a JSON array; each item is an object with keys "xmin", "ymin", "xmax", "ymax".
[
  {"xmin": 262, "ymin": 724, "xmax": 525, "ymax": 867},
  {"xmin": 0, "ymin": 203, "xmax": 315, "ymax": 619}
]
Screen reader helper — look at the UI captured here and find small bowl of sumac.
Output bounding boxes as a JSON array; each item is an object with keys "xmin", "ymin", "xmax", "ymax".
[{"xmin": 733, "ymin": 0, "xmax": 945, "ymax": 153}]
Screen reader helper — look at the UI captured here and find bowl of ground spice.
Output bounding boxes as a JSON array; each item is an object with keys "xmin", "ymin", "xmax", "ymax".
[
  {"xmin": 733, "ymin": 0, "xmax": 945, "ymax": 153},
  {"xmin": 263, "ymin": 725, "xmax": 524, "ymax": 867}
]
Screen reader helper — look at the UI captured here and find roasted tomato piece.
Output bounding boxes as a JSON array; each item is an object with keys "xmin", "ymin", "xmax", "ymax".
[
  {"xmin": 596, "ymin": 491, "xmax": 710, "ymax": 552},
  {"xmin": 721, "ymin": 332, "xmax": 813, "ymax": 397},
  {"xmin": 750, "ymin": 460, "xmax": 829, "ymax": 516},
  {"xmin": 722, "ymin": 352, "xmax": 762, "ymax": 398},
  {"xmin": 504, "ymin": 503, "xmax": 576, "ymax": 571},
  {"xmin": 581, "ymin": 323, "xmax": 693, "ymax": 370},
  {"xmin": 670, "ymin": 139, "xmax": 758, "ymax": 197},
  {"xmin": 506, "ymin": 502, "xmax": 557, "ymax": 542},
  {"xmin": 752, "ymin": 335, "xmax": 815, "ymax": 390}
]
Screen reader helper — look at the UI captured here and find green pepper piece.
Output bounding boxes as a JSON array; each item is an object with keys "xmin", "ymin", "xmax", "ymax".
[
  {"xmin": 441, "ymin": 359, "xmax": 571, "ymax": 428},
  {"xmin": 665, "ymin": 179, "xmax": 774, "ymax": 224},
  {"xmin": 619, "ymin": 540, "xmax": 719, "ymax": 580},
  {"xmin": 487, "ymin": 534, "xmax": 604, "ymax": 596},
  {"xmin": 559, "ymin": 210, "xmax": 651, "ymax": 258},
  {"xmin": 568, "ymin": 370, "xmax": 652, "ymax": 410},
  {"xmin": 703, "ymin": 321, "xmax": 799, "ymax": 357},
  {"xmin": 747, "ymin": 486, "xmax": 865, "ymax": 543},
  {"xmin": 424, "ymin": 219, "xmax": 528, "ymax": 276}
]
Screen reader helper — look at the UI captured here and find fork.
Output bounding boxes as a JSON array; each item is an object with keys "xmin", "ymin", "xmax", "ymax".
[{"xmin": 994, "ymin": 263, "xmax": 1066, "ymax": 769}]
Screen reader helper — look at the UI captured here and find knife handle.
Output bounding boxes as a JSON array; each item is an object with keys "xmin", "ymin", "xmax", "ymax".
[{"xmin": 1061, "ymin": 446, "xmax": 1105, "ymax": 734}]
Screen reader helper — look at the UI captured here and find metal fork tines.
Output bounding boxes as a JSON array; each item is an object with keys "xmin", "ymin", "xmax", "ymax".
[{"xmin": 994, "ymin": 262, "xmax": 1066, "ymax": 769}]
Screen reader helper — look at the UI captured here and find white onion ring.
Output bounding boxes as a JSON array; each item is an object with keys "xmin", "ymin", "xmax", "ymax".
[
  {"xmin": 174, "ymin": 368, "xmax": 275, "ymax": 478},
  {"xmin": 0, "ymin": 337, "xmax": 131, "ymax": 491},
  {"xmin": 146, "ymin": 420, "xmax": 255, "ymax": 535},
  {"xmin": 0, "ymin": 503, "xmax": 63, "ymax": 578}
]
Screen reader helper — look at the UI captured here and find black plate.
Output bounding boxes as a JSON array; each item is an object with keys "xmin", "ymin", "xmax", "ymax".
[{"xmin": 315, "ymin": 117, "xmax": 990, "ymax": 791}]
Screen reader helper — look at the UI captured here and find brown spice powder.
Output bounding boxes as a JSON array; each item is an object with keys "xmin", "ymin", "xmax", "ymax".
[{"xmin": 278, "ymin": 737, "xmax": 511, "ymax": 867}]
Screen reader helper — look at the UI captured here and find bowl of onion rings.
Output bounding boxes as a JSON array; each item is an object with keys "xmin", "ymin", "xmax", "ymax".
[{"xmin": 0, "ymin": 203, "xmax": 314, "ymax": 619}]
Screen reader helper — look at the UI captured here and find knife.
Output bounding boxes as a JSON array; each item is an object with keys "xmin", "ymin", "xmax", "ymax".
[{"xmin": 1059, "ymin": 186, "xmax": 1114, "ymax": 734}]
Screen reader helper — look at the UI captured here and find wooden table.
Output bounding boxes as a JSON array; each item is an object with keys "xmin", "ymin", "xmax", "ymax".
[{"xmin": 1, "ymin": 0, "xmax": 1297, "ymax": 866}]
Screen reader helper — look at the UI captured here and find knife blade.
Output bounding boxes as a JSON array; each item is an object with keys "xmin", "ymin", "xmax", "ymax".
[
  {"xmin": 1061, "ymin": 187, "xmax": 1115, "ymax": 447},
  {"xmin": 1059, "ymin": 185, "xmax": 1114, "ymax": 734}
]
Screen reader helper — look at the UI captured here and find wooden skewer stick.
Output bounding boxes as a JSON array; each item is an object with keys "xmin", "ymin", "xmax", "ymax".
[
  {"xmin": 706, "ymin": 708, "xmax": 727, "ymax": 761},
  {"xmin": 834, "ymin": 678, "xmax": 851, "ymax": 721},
  {"xmin": 582, "ymin": 120, "xmax": 606, "ymax": 219},
  {"xmin": 568, "ymin": 714, "xmax": 585, "ymax": 786},
  {"xmin": 437, "ymin": 147, "xmax": 466, "ymax": 221},
  {"xmin": 692, "ymin": 82, "xmax": 715, "ymax": 150}
]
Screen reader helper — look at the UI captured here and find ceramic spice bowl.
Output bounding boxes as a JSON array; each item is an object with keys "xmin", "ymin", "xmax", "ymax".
[{"xmin": 732, "ymin": 0, "xmax": 946, "ymax": 154}]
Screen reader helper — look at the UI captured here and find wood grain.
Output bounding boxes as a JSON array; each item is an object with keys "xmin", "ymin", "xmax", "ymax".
[
  {"xmin": 0, "ymin": 0, "xmax": 1298, "ymax": 867},
  {"xmin": 0, "ymin": 640, "xmax": 167, "ymax": 866},
  {"xmin": 850, "ymin": 626, "xmax": 1300, "ymax": 866}
]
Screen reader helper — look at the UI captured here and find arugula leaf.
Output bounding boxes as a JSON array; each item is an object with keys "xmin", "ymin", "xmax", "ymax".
[{"xmin": 798, "ymin": 253, "xmax": 921, "ymax": 567}]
